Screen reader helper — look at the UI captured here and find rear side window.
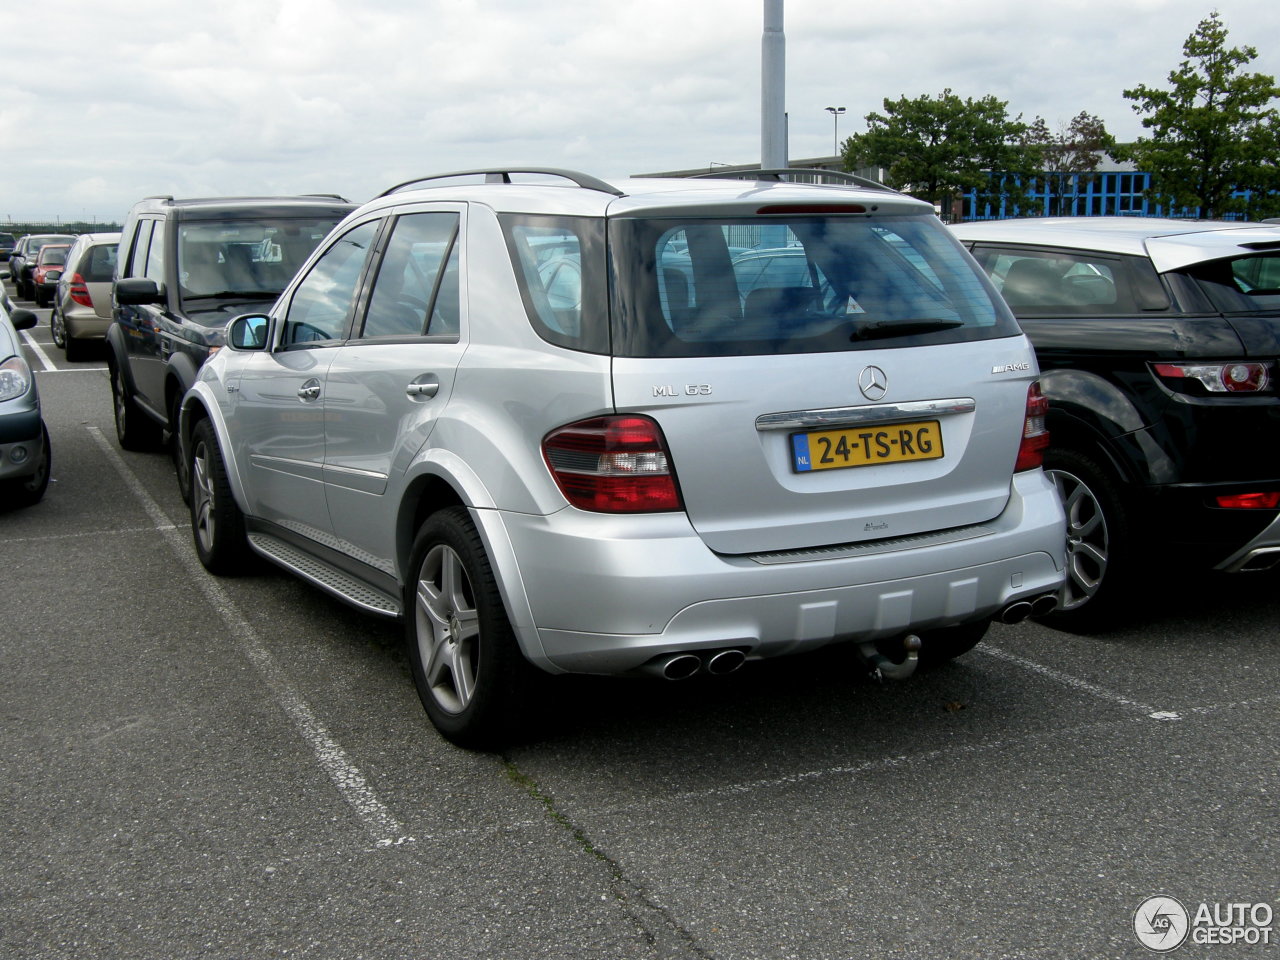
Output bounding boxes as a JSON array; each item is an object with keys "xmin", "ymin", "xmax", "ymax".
[
  {"xmin": 610, "ymin": 214, "xmax": 1014, "ymax": 358},
  {"xmin": 1184, "ymin": 253, "xmax": 1280, "ymax": 314},
  {"xmin": 969, "ymin": 246, "xmax": 1170, "ymax": 316},
  {"xmin": 501, "ymin": 215, "xmax": 609, "ymax": 353}
]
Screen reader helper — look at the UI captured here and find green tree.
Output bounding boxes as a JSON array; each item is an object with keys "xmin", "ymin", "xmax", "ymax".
[
  {"xmin": 1115, "ymin": 11, "xmax": 1280, "ymax": 218},
  {"xmin": 1026, "ymin": 112, "xmax": 1117, "ymax": 216},
  {"xmin": 840, "ymin": 89, "xmax": 1042, "ymax": 216}
]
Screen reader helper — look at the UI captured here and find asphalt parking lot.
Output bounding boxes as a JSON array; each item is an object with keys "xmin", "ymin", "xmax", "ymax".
[{"xmin": 4, "ymin": 279, "xmax": 1279, "ymax": 959}]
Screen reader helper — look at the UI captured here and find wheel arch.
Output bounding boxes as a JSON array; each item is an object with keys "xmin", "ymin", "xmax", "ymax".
[
  {"xmin": 397, "ymin": 455, "xmax": 550, "ymax": 671},
  {"xmin": 180, "ymin": 384, "xmax": 252, "ymax": 514}
]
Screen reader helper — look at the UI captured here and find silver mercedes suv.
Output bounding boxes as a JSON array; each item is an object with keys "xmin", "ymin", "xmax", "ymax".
[{"xmin": 180, "ymin": 168, "xmax": 1066, "ymax": 746}]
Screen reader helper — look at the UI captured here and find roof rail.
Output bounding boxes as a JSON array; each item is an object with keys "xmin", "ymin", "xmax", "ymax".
[
  {"xmin": 299, "ymin": 193, "xmax": 350, "ymax": 201},
  {"xmin": 378, "ymin": 167, "xmax": 624, "ymax": 199},
  {"xmin": 690, "ymin": 168, "xmax": 896, "ymax": 193}
]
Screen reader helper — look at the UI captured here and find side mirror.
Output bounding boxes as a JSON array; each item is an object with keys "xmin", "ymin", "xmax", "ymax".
[
  {"xmin": 9, "ymin": 308, "xmax": 38, "ymax": 331},
  {"xmin": 115, "ymin": 277, "xmax": 164, "ymax": 306},
  {"xmin": 227, "ymin": 314, "xmax": 271, "ymax": 351}
]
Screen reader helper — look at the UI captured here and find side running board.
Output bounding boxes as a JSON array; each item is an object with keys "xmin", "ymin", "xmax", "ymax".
[{"xmin": 247, "ymin": 532, "xmax": 401, "ymax": 618}]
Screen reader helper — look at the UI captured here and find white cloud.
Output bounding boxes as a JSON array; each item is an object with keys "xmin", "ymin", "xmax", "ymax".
[{"xmin": 4, "ymin": 0, "xmax": 1277, "ymax": 220}]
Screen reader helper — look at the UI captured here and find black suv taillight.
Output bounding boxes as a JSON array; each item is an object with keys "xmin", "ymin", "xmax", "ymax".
[
  {"xmin": 543, "ymin": 415, "xmax": 683, "ymax": 512},
  {"xmin": 1015, "ymin": 382, "xmax": 1050, "ymax": 472},
  {"xmin": 1152, "ymin": 361, "xmax": 1272, "ymax": 394}
]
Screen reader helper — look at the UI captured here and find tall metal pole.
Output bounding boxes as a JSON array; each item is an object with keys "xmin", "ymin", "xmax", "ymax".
[
  {"xmin": 825, "ymin": 106, "xmax": 846, "ymax": 156},
  {"xmin": 761, "ymin": 0, "xmax": 787, "ymax": 169}
]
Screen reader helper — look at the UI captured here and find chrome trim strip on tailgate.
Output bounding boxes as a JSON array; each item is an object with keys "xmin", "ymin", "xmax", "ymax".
[{"xmin": 755, "ymin": 398, "xmax": 976, "ymax": 432}]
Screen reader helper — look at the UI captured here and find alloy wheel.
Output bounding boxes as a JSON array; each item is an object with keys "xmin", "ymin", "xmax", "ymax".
[
  {"xmin": 1047, "ymin": 467, "xmax": 1109, "ymax": 611},
  {"xmin": 414, "ymin": 544, "xmax": 481, "ymax": 715}
]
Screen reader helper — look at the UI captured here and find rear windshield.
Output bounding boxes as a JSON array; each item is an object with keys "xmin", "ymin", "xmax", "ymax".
[
  {"xmin": 1183, "ymin": 253, "xmax": 1280, "ymax": 314},
  {"xmin": 38, "ymin": 246, "xmax": 69, "ymax": 266},
  {"xmin": 81, "ymin": 243, "xmax": 118, "ymax": 282},
  {"xmin": 177, "ymin": 217, "xmax": 344, "ymax": 303},
  {"xmin": 609, "ymin": 214, "xmax": 1016, "ymax": 357}
]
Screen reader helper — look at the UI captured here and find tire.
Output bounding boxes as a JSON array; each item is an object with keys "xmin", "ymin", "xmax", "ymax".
[
  {"xmin": 1037, "ymin": 447, "xmax": 1134, "ymax": 630},
  {"xmin": 109, "ymin": 361, "xmax": 163, "ymax": 451},
  {"xmin": 50, "ymin": 307, "xmax": 66, "ymax": 348},
  {"xmin": 171, "ymin": 395, "xmax": 191, "ymax": 505},
  {"xmin": 189, "ymin": 418, "xmax": 249, "ymax": 574},
  {"xmin": 405, "ymin": 507, "xmax": 531, "ymax": 749},
  {"xmin": 1, "ymin": 423, "xmax": 51, "ymax": 509},
  {"xmin": 63, "ymin": 336, "xmax": 85, "ymax": 363}
]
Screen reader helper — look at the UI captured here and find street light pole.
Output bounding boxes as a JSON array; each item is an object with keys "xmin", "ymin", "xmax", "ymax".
[{"xmin": 825, "ymin": 106, "xmax": 846, "ymax": 156}]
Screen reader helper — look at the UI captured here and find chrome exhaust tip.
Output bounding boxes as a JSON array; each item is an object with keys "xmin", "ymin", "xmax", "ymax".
[
  {"xmin": 660, "ymin": 654, "xmax": 702, "ymax": 681},
  {"xmin": 1030, "ymin": 594, "xmax": 1059, "ymax": 617},
  {"xmin": 998, "ymin": 601, "xmax": 1033, "ymax": 624},
  {"xmin": 705, "ymin": 649, "xmax": 746, "ymax": 676}
]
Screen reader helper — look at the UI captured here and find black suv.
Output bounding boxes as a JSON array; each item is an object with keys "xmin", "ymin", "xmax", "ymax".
[
  {"xmin": 108, "ymin": 195, "xmax": 354, "ymax": 486},
  {"xmin": 953, "ymin": 217, "xmax": 1280, "ymax": 627}
]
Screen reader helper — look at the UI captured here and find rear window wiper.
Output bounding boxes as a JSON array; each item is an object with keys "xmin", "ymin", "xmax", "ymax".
[{"xmin": 850, "ymin": 318, "xmax": 965, "ymax": 341}]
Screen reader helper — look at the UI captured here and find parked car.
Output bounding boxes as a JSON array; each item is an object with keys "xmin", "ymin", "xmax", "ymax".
[
  {"xmin": 51, "ymin": 232, "xmax": 120, "ymax": 361},
  {"xmin": 8, "ymin": 234, "xmax": 76, "ymax": 300},
  {"xmin": 179, "ymin": 167, "xmax": 1066, "ymax": 746},
  {"xmin": 107, "ymin": 194, "xmax": 355, "ymax": 497},
  {"xmin": 0, "ymin": 275, "xmax": 51, "ymax": 508},
  {"xmin": 953, "ymin": 216, "xmax": 1280, "ymax": 627},
  {"xmin": 31, "ymin": 243, "xmax": 70, "ymax": 307},
  {"xmin": 0, "ymin": 233, "xmax": 16, "ymax": 259}
]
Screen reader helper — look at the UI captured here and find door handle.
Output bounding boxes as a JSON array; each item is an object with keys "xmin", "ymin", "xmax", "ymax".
[
  {"xmin": 297, "ymin": 379, "xmax": 321, "ymax": 401},
  {"xmin": 406, "ymin": 376, "xmax": 440, "ymax": 399}
]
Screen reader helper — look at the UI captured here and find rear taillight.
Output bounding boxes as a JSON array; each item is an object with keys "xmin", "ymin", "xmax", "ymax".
[
  {"xmin": 543, "ymin": 415, "xmax": 683, "ymax": 513},
  {"xmin": 1153, "ymin": 361, "xmax": 1271, "ymax": 394},
  {"xmin": 1015, "ymin": 382, "xmax": 1050, "ymax": 472},
  {"xmin": 1215, "ymin": 492, "xmax": 1280, "ymax": 510},
  {"xmin": 68, "ymin": 272, "xmax": 92, "ymax": 307}
]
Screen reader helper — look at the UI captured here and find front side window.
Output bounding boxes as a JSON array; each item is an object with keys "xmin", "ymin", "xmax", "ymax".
[
  {"xmin": 361, "ymin": 212, "xmax": 460, "ymax": 339},
  {"xmin": 610, "ymin": 214, "xmax": 1013, "ymax": 358},
  {"xmin": 126, "ymin": 221, "xmax": 155, "ymax": 278},
  {"xmin": 282, "ymin": 220, "xmax": 379, "ymax": 346},
  {"xmin": 144, "ymin": 220, "xmax": 167, "ymax": 284}
]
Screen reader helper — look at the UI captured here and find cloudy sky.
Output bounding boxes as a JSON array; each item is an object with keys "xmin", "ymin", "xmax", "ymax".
[{"xmin": 3, "ymin": 0, "xmax": 1277, "ymax": 224}]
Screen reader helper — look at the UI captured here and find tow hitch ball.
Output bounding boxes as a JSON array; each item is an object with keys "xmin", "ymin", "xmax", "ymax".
[{"xmin": 858, "ymin": 634, "xmax": 922, "ymax": 683}]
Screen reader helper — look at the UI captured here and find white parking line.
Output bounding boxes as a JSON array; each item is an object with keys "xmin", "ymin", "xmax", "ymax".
[
  {"xmin": 976, "ymin": 642, "xmax": 1174, "ymax": 718},
  {"xmin": 86, "ymin": 425, "xmax": 411, "ymax": 847},
  {"xmin": 19, "ymin": 329, "xmax": 58, "ymax": 371}
]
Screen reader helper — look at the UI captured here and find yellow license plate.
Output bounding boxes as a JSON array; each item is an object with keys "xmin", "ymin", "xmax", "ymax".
[{"xmin": 791, "ymin": 420, "xmax": 944, "ymax": 472}]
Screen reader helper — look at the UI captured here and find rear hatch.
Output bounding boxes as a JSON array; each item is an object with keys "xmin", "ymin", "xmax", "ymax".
[{"xmin": 606, "ymin": 203, "xmax": 1035, "ymax": 556}]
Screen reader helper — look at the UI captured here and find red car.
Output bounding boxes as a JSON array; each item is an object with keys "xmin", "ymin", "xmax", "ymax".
[{"xmin": 32, "ymin": 244, "xmax": 71, "ymax": 307}]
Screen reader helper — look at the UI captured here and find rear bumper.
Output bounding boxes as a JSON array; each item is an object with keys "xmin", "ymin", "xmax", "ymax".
[
  {"xmin": 482, "ymin": 470, "xmax": 1066, "ymax": 675},
  {"xmin": 62, "ymin": 307, "xmax": 111, "ymax": 341},
  {"xmin": 1143, "ymin": 483, "xmax": 1280, "ymax": 570}
]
